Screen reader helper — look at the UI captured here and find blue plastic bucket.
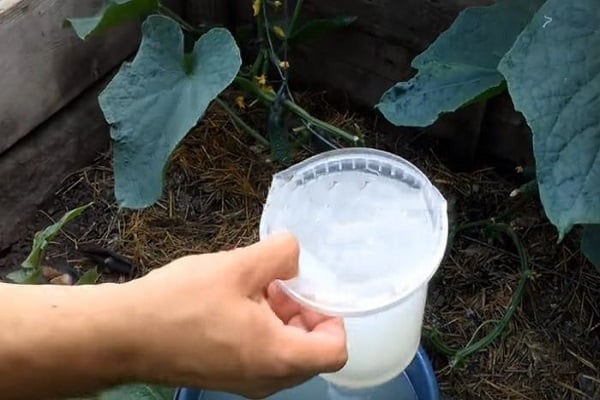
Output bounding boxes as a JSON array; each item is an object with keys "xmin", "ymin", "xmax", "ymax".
[{"xmin": 174, "ymin": 346, "xmax": 439, "ymax": 400}]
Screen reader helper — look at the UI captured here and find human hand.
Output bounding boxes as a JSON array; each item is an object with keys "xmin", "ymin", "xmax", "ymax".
[{"xmin": 124, "ymin": 233, "xmax": 347, "ymax": 398}]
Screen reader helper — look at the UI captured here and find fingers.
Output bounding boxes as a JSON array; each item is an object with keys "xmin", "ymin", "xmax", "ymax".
[
  {"xmin": 276, "ymin": 318, "xmax": 348, "ymax": 374},
  {"xmin": 267, "ymin": 282, "xmax": 333, "ymax": 329},
  {"xmin": 267, "ymin": 281, "xmax": 302, "ymax": 323},
  {"xmin": 297, "ymin": 308, "xmax": 333, "ymax": 331},
  {"xmin": 230, "ymin": 232, "xmax": 300, "ymax": 293}
]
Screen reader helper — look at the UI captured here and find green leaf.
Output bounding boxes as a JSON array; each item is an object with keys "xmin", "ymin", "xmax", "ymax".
[
  {"xmin": 66, "ymin": 0, "xmax": 159, "ymax": 40},
  {"xmin": 460, "ymin": 81, "xmax": 507, "ymax": 108},
  {"xmin": 582, "ymin": 225, "xmax": 600, "ymax": 272},
  {"xmin": 498, "ymin": 0, "xmax": 600, "ymax": 239},
  {"xmin": 376, "ymin": 0, "xmax": 544, "ymax": 127},
  {"xmin": 288, "ymin": 16, "xmax": 357, "ymax": 45},
  {"xmin": 6, "ymin": 268, "xmax": 43, "ymax": 285},
  {"xmin": 22, "ymin": 203, "xmax": 93, "ymax": 270},
  {"xmin": 76, "ymin": 268, "xmax": 101, "ymax": 285},
  {"xmin": 97, "ymin": 384, "xmax": 175, "ymax": 400},
  {"xmin": 99, "ymin": 15, "xmax": 242, "ymax": 208}
]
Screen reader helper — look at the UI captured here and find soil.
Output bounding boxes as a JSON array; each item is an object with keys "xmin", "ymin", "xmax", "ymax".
[{"xmin": 1, "ymin": 90, "xmax": 599, "ymax": 400}]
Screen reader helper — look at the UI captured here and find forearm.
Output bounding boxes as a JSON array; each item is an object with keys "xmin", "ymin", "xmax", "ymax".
[{"xmin": 0, "ymin": 281, "xmax": 142, "ymax": 400}]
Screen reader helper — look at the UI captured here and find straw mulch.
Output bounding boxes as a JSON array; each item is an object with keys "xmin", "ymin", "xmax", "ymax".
[{"xmin": 2, "ymin": 90, "xmax": 599, "ymax": 400}]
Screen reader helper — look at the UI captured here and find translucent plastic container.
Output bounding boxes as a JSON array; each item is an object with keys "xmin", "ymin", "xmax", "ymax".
[{"xmin": 259, "ymin": 148, "xmax": 448, "ymax": 390}]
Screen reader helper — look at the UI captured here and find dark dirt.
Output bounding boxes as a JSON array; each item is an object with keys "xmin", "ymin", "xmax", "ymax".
[{"xmin": 1, "ymin": 90, "xmax": 599, "ymax": 400}]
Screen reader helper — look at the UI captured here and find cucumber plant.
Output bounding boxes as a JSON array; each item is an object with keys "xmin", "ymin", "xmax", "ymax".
[
  {"xmin": 377, "ymin": 0, "xmax": 600, "ymax": 271},
  {"xmin": 65, "ymin": 0, "xmax": 359, "ymax": 210}
]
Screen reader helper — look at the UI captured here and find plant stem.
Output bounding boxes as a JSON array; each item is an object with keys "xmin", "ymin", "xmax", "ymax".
[
  {"xmin": 447, "ymin": 196, "xmax": 530, "ymax": 247},
  {"xmin": 249, "ymin": 50, "xmax": 265, "ymax": 78},
  {"xmin": 256, "ymin": 0, "xmax": 267, "ymax": 48},
  {"xmin": 158, "ymin": 4, "xmax": 201, "ymax": 34},
  {"xmin": 261, "ymin": 49, "xmax": 270, "ymax": 76},
  {"xmin": 424, "ymin": 223, "xmax": 532, "ymax": 368},
  {"xmin": 289, "ymin": 0, "xmax": 305, "ymax": 34},
  {"xmin": 451, "ymin": 224, "xmax": 531, "ymax": 366},
  {"xmin": 214, "ymin": 98, "xmax": 270, "ymax": 147},
  {"xmin": 283, "ymin": 99, "xmax": 360, "ymax": 144},
  {"xmin": 233, "ymin": 76, "xmax": 360, "ymax": 144},
  {"xmin": 262, "ymin": 0, "xmax": 285, "ymax": 81}
]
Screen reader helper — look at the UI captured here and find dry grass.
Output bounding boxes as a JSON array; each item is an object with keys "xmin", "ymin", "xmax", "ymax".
[
  {"xmin": 3, "ymin": 90, "xmax": 599, "ymax": 399},
  {"xmin": 45, "ymin": 99, "xmax": 283, "ymax": 273}
]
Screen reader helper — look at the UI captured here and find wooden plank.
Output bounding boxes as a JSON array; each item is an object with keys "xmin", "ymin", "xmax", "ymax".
[
  {"xmin": 0, "ymin": 0, "xmax": 141, "ymax": 154},
  {"xmin": 0, "ymin": 77, "xmax": 112, "ymax": 250},
  {"xmin": 297, "ymin": 0, "xmax": 495, "ymax": 54},
  {"xmin": 289, "ymin": 30, "xmax": 413, "ymax": 107},
  {"xmin": 231, "ymin": 0, "xmax": 529, "ymax": 165},
  {"xmin": 185, "ymin": 0, "xmax": 230, "ymax": 26},
  {"xmin": 232, "ymin": 0, "xmax": 495, "ymax": 106},
  {"xmin": 232, "ymin": 0, "xmax": 494, "ymax": 52}
]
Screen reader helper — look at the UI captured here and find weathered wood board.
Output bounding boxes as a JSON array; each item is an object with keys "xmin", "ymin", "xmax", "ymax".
[
  {"xmin": 231, "ymin": 0, "xmax": 495, "ymax": 106},
  {"xmin": 186, "ymin": 0, "xmax": 231, "ymax": 27},
  {"xmin": 0, "ymin": 79, "xmax": 111, "ymax": 250},
  {"xmin": 0, "ymin": 0, "xmax": 141, "ymax": 155},
  {"xmin": 0, "ymin": 0, "xmax": 185, "ymax": 249}
]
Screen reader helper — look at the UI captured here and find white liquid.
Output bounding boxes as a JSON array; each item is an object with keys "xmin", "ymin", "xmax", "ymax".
[
  {"xmin": 321, "ymin": 285, "xmax": 428, "ymax": 389},
  {"xmin": 261, "ymin": 160, "xmax": 445, "ymax": 389}
]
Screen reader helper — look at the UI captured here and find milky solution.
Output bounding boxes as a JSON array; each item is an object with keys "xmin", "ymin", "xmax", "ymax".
[{"xmin": 260, "ymin": 149, "xmax": 448, "ymax": 390}]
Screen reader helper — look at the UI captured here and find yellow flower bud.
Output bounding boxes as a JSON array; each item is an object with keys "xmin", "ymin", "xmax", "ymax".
[
  {"xmin": 273, "ymin": 25, "xmax": 286, "ymax": 39},
  {"xmin": 252, "ymin": 0, "xmax": 262, "ymax": 16}
]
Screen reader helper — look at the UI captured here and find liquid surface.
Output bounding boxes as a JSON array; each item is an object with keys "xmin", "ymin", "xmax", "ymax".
[{"xmin": 262, "ymin": 168, "xmax": 439, "ymax": 312}]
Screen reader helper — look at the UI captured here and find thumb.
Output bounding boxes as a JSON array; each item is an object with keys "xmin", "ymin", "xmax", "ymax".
[{"xmin": 231, "ymin": 232, "xmax": 300, "ymax": 293}]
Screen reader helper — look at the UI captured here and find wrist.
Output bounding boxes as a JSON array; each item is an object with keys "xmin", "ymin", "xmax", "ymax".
[
  {"xmin": 48, "ymin": 282, "xmax": 143, "ymax": 386},
  {"xmin": 114, "ymin": 277, "xmax": 186, "ymax": 387},
  {"xmin": 77, "ymin": 282, "xmax": 146, "ymax": 385},
  {"xmin": 0, "ymin": 281, "xmax": 144, "ymax": 398},
  {"xmin": 103, "ymin": 280, "xmax": 163, "ymax": 385}
]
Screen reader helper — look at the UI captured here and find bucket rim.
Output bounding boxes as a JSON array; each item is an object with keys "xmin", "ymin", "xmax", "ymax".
[{"xmin": 173, "ymin": 346, "xmax": 440, "ymax": 400}]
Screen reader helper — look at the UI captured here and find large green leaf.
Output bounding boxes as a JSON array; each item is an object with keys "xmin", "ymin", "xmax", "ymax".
[
  {"xmin": 376, "ymin": 0, "xmax": 544, "ymax": 127},
  {"xmin": 21, "ymin": 203, "xmax": 93, "ymax": 270},
  {"xmin": 99, "ymin": 15, "xmax": 242, "ymax": 208},
  {"xmin": 498, "ymin": 0, "xmax": 600, "ymax": 239},
  {"xmin": 66, "ymin": 0, "xmax": 159, "ymax": 40},
  {"xmin": 98, "ymin": 384, "xmax": 175, "ymax": 400},
  {"xmin": 582, "ymin": 225, "xmax": 600, "ymax": 272}
]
